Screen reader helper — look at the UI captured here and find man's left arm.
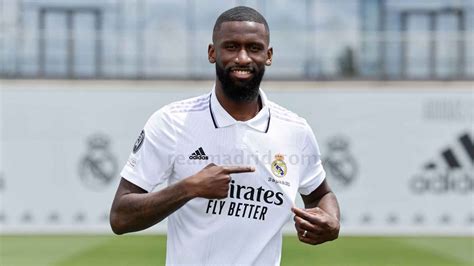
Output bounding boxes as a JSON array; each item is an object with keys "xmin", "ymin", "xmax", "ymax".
[{"xmin": 292, "ymin": 179, "xmax": 340, "ymax": 245}]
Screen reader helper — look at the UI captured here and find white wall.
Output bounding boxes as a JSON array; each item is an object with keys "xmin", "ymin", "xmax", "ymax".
[{"xmin": 1, "ymin": 80, "xmax": 473, "ymax": 235}]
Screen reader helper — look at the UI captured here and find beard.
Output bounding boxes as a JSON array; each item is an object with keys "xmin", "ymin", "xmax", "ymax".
[{"xmin": 216, "ymin": 62, "xmax": 265, "ymax": 103}]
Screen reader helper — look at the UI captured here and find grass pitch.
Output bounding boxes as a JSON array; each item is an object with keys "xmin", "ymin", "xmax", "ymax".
[{"xmin": 1, "ymin": 235, "xmax": 472, "ymax": 266}]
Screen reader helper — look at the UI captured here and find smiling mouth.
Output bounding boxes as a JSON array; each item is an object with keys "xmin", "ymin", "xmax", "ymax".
[{"xmin": 230, "ymin": 67, "xmax": 254, "ymax": 79}]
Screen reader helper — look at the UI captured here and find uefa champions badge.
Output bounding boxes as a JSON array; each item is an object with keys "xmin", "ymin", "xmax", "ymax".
[
  {"xmin": 133, "ymin": 130, "xmax": 145, "ymax": 153},
  {"xmin": 271, "ymin": 154, "xmax": 287, "ymax": 178}
]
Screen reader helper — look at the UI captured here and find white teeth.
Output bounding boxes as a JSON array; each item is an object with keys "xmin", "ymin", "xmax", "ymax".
[{"xmin": 233, "ymin": 70, "xmax": 250, "ymax": 74}]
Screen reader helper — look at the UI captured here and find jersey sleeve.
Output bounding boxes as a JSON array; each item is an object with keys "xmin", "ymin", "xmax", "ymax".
[
  {"xmin": 120, "ymin": 108, "xmax": 177, "ymax": 192},
  {"xmin": 298, "ymin": 124, "xmax": 326, "ymax": 195}
]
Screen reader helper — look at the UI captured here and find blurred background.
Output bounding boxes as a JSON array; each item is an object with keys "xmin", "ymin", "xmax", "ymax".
[
  {"xmin": 1, "ymin": 0, "xmax": 473, "ymax": 79},
  {"xmin": 1, "ymin": 0, "xmax": 473, "ymax": 265}
]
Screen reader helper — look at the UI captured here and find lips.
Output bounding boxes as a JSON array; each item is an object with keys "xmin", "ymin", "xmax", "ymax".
[{"xmin": 229, "ymin": 67, "xmax": 254, "ymax": 79}]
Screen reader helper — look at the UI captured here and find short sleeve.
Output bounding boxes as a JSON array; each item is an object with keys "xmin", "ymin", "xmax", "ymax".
[
  {"xmin": 298, "ymin": 124, "xmax": 326, "ymax": 195},
  {"xmin": 120, "ymin": 108, "xmax": 176, "ymax": 192}
]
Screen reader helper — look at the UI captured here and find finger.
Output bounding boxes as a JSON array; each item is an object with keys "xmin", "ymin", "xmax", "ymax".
[
  {"xmin": 298, "ymin": 232, "xmax": 317, "ymax": 245},
  {"xmin": 295, "ymin": 225, "xmax": 317, "ymax": 240},
  {"xmin": 306, "ymin": 206, "xmax": 327, "ymax": 216},
  {"xmin": 297, "ymin": 231, "xmax": 325, "ymax": 246},
  {"xmin": 294, "ymin": 216, "xmax": 324, "ymax": 234},
  {"xmin": 204, "ymin": 163, "xmax": 216, "ymax": 169},
  {"xmin": 304, "ymin": 237, "xmax": 325, "ymax": 245},
  {"xmin": 294, "ymin": 219, "xmax": 303, "ymax": 232},
  {"xmin": 216, "ymin": 183, "xmax": 230, "ymax": 199},
  {"xmin": 297, "ymin": 228, "xmax": 305, "ymax": 238},
  {"xmin": 223, "ymin": 165, "xmax": 256, "ymax": 174},
  {"xmin": 292, "ymin": 207, "xmax": 323, "ymax": 225},
  {"xmin": 299, "ymin": 229, "xmax": 317, "ymax": 239}
]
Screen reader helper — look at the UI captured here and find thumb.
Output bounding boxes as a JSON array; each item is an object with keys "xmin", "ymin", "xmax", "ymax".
[
  {"xmin": 204, "ymin": 163, "xmax": 216, "ymax": 169},
  {"xmin": 306, "ymin": 207, "xmax": 325, "ymax": 214}
]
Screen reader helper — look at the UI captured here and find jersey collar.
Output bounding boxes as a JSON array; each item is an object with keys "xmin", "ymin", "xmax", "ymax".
[{"xmin": 209, "ymin": 86, "xmax": 271, "ymax": 133}]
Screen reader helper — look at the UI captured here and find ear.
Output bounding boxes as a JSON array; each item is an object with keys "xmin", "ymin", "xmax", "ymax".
[
  {"xmin": 208, "ymin": 44, "xmax": 216, "ymax": 64},
  {"xmin": 265, "ymin": 47, "xmax": 273, "ymax": 66}
]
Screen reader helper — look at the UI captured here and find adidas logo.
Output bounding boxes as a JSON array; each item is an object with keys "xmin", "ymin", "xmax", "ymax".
[
  {"xmin": 189, "ymin": 147, "xmax": 209, "ymax": 160},
  {"xmin": 410, "ymin": 132, "xmax": 474, "ymax": 194}
]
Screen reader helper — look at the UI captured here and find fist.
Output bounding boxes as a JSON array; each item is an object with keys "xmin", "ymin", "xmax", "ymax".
[
  {"xmin": 292, "ymin": 206, "xmax": 340, "ymax": 245},
  {"xmin": 188, "ymin": 163, "xmax": 255, "ymax": 199}
]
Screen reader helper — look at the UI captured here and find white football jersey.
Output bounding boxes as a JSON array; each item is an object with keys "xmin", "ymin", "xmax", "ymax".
[{"xmin": 121, "ymin": 87, "xmax": 326, "ymax": 266}]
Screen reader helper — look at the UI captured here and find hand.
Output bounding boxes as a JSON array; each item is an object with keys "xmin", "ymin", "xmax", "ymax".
[
  {"xmin": 292, "ymin": 206, "xmax": 340, "ymax": 245},
  {"xmin": 187, "ymin": 163, "xmax": 255, "ymax": 199}
]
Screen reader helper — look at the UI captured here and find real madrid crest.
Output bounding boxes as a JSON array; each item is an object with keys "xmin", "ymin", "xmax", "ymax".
[
  {"xmin": 271, "ymin": 154, "xmax": 287, "ymax": 178},
  {"xmin": 323, "ymin": 136, "xmax": 358, "ymax": 190},
  {"xmin": 78, "ymin": 133, "xmax": 118, "ymax": 190}
]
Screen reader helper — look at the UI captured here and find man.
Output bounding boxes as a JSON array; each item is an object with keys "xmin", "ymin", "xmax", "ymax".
[{"xmin": 110, "ymin": 6, "xmax": 340, "ymax": 265}]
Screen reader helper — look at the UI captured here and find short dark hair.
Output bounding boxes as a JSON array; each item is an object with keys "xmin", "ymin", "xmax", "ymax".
[{"xmin": 213, "ymin": 6, "xmax": 270, "ymax": 42}]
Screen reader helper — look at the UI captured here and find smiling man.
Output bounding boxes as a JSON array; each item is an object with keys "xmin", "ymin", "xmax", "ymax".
[{"xmin": 110, "ymin": 6, "xmax": 340, "ymax": 266}]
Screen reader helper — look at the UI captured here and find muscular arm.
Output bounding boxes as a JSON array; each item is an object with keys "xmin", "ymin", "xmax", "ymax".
[
  {"xmin": 292, "ymin": 179, "xmax": 340, "ymax": 245},
  {"xmin": 301, "ymin": 179, "xmax": 340, "ymax": 220},
  {"xmin": 109, "ymin": 164, "xmax": 254, "ymax": 235},
  {"xmin": 109, "ymin": 177, "xmax": 195, "ymax": 235}
]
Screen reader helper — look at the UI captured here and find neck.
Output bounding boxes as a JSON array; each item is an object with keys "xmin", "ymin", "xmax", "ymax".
[{"xmin": 215, "ymin": 81, "xmax": 261, "ymax": 121}]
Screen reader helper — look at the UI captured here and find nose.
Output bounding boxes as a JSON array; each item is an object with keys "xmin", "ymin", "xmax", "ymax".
[{"xmin": 235, "ymin": 48, "xmax": 251, "ymax": 65}]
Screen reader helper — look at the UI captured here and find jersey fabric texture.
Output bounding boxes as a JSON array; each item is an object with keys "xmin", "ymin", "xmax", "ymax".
[{"xmin": 121, "ymin": 87, "xmax": 326, "ymax": 266}]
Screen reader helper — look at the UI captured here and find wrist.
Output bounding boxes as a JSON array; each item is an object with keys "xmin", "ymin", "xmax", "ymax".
[{"xmin": 181, "ymin": 175, "xmax": 201, "ymax": 199}]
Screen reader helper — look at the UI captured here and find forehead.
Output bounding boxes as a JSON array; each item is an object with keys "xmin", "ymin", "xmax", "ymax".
[{"xmin": 214, "ymin": 21, "xmax": 269, "ymax": 44}]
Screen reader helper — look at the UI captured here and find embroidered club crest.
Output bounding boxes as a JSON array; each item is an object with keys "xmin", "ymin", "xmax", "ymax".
[{"xmin": 271, "ymin": 154, "xmax": 287, "ymax": 178}]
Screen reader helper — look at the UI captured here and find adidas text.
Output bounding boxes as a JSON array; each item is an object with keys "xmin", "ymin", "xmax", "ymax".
[
  {"xmin": 189, "ymin": 155, "xmax": 209, "ymax": 160},
  {"xmin": 189, "ymin": 147, "xmax": 208, "ymax": 160}
]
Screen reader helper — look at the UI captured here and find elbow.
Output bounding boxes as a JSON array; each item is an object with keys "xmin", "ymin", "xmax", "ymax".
[
  {"xmin": 111, "ymin": 225, "xmax": 125, "ymax": 235},
  {"xmin": 109, "ymin": 212, "xmax": 126, "ymax": 235},
  {"xmin": 331, "ymin": 219, "xmax": 341, "ymax": 241}
]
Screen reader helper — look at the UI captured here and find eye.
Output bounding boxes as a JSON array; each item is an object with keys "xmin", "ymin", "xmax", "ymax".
[
  {"xmin": 224, "ymin": 43, "xmax": 237, "ymax": 51},
  {"xmin": 249, "ymin": 44, "xmax": 263, "ymax": 52}
]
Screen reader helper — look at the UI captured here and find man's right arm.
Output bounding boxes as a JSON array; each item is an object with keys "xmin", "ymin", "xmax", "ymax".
[
  {"xmin": 109, "ymin": 177, "xmax": 195, "ymax": 235},
  {"xmin": 109, "ymin": 163, "xmax": 254, "ymax": 235}
]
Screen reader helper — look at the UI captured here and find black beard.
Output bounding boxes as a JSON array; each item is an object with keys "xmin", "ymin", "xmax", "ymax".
[{"xmin": 216, "ymin": 63, "xmax": 265, "ymax": 103}]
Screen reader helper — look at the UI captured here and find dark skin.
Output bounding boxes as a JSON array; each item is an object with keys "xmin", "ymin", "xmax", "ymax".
[
  {"xmin": 110, "ymin": 163, "xmax": 255, "ymax": 234},
  {"xmin": 110, "ymin": 21, "xmax": 340, "ymax": 246},
  {"xmin": 208, "ymin": 21, "xmax": 272, "ymax": 121},
  {"xmin": 293, "ymin": 181, "xmax": 340, "ymax": 245},
  {"xmin": 210, "ymin": 21, "xmax": 340, "ymax": 245}
]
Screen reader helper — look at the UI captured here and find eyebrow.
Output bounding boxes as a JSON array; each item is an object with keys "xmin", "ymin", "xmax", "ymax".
[{"xmin": 219, "ymin": 39, "xmax": 267, "ymax": 47}]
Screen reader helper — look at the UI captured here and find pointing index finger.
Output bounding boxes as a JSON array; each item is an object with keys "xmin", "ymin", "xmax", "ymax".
[
  {"xmin": 292, "ymin": 207, "xmax": 323, "ymax": 225},
  {"xmin": 223, "ymin": 165, "xmax": 256, "ymax": 174}
]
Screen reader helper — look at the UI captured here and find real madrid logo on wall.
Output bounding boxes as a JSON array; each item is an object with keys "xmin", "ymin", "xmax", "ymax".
[
  {"xmin": 271, "ymin": 154, "xmax": 287, "ymax": 178},
  {"xmin": 323, "ymin": 136, "xmax": 358, "ymax": 190},
  {"xmin": 78, "ymin": 133, "xmax": 118, "ymax": 191}
]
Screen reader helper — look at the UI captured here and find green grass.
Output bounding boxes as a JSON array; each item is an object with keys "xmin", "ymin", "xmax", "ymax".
[{"xmin": 1, "ymin": 235, "xmax": 472, "ymax": 266}]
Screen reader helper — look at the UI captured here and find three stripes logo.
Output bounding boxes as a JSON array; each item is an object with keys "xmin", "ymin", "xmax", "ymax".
[
  {"xmin": 411, "ymin": 132, "xmax": 474, "ymax": 194},
  {"xmin": 189, "ymin": 147, "xmax": 209, "ymax": 160}
]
